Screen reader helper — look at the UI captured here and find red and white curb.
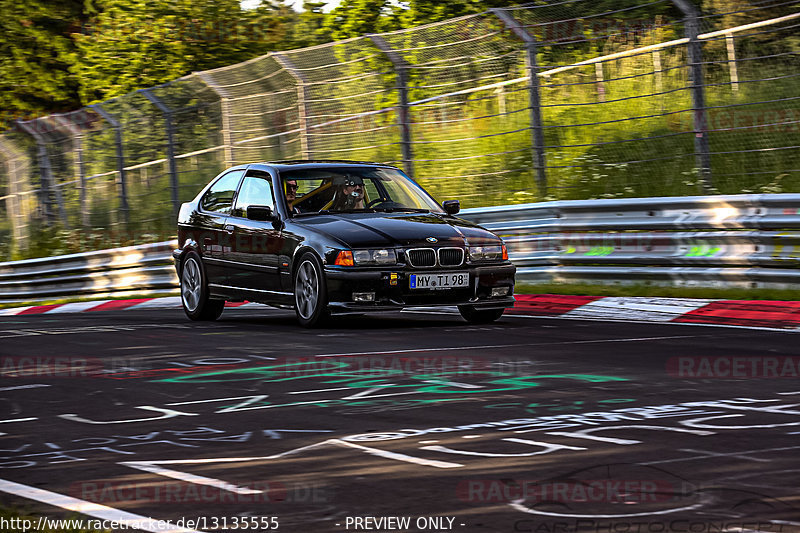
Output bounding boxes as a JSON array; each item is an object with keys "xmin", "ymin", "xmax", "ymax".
[
  {"xmin": 507, "ymin": 294, "xmax": 800, "ymax": 330},
  {"xmin": 0, "ymin": 297, "xmax": 262, "ymax": 316},
  {"xmin": 2, "ymin": 294, "xmax": 800, "ymax": 331}
]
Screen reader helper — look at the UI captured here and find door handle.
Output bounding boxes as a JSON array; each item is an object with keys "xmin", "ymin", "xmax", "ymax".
[{"xmin": 223, "ymin": 225, "xmax": 235, "ymax": 234}]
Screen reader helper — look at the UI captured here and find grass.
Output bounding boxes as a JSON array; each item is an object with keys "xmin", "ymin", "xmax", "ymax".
[{"xmin": 515, "ymin": 282, "xmax": 800, "ymax": 301}]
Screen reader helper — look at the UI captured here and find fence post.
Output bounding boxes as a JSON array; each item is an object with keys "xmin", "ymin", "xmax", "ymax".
[
  {"xmin": 196, "ymin": 72, "xmax": 235, "ymax": 166},
  {"xmin": 15, "ymin": 120, "xmax": 68, "ymax": 227},
  {"xmin": 490, "ymin": 8, "xmax": 547, "ymax": 198},
  {"xmin": 273, "ymin": 53, "xmax": 312, "ymax": 159},
  {"xmin": 369, "ymin": 34, "xmax": 415, "ymax": 180},
  {"xmin": 725, "ymin": 32, "xmax": 739, "ymax": 92},
  {"xmin": 91, "ymin": 104, "xmax": 130, "ymax": 225},
  {"xmin": 53, "ymin": 115, "xmax": 89, "ymax": 228},
  {"xmin": 139, "ymin": 88, "xmax": 180, "ymax": 217},
  {"xmin": 0, "ymin": 137, "xmax": 30, "ymax": 251},
  {"xmin": 671, "ymin": 0, "xmax": 712, "ymax": 191}
]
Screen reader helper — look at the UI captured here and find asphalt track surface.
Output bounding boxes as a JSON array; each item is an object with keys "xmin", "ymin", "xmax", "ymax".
[{"xmin": 1, "ymin": 307, "xmax": 799, "ymax": 533}]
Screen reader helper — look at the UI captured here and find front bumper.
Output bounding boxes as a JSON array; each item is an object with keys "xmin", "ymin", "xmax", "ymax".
[{"xmin": 324, "ymin": 263, "xmax": 516, "ymax": 314}]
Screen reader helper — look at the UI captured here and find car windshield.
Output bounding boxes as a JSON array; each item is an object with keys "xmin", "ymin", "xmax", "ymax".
[{"xmin": 280, "ymin": 167, "xmax": 445, "ymax": 216}]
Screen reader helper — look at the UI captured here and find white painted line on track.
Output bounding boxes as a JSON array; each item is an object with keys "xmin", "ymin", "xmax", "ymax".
[
  {"xmin": 0, "ymin": 417, "xmax": 38, "ymax": 423},
  {"xmin": 0, "ymin": 478, "xmax": 205, "ymax": 533},
  {"xmin": 507, "ymin": 311, "xmax": 800, "ymax": 333},
  {"xmin": 0, "ymin": 384, "xmax": 51, "ymax": 392},
  {"xmin": 334, "ymin": 440, "xmax": 462, "ymax": 468}
]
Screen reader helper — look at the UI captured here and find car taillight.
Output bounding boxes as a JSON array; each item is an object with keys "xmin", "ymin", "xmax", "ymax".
[
  {"xmin": 335, "ymin": 250, "xmax": 354, "ymax": 266},
  {"xmin": 502, "ymin": 244, "xmax": 508, "ymax": 261}
]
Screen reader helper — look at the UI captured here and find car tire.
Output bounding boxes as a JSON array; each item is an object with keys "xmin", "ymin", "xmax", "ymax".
[
  {"xmin": 294, "ymin": 252, "xmax": 330, "ymax": 328},
  {"xmin": 180, "ymin": 252, "xmax": 225, "ymax": 321},
  {"xmin": 458, "ymin": 305, "xmax": 504, "ymax": 324}
]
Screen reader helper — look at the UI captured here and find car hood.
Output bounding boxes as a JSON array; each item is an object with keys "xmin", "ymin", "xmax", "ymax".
[{"xmin": 295, "ymin": 212, "xmax": 501, "ymax": 248}]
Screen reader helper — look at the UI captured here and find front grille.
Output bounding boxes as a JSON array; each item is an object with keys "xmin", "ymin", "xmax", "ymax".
[
  {"xmin": 438, "ymin": 247, "xmax": 464, "ymax": 266},
  {"xmin": 407, "ymin": 248, "xmax": 436, "ymax": 267}
]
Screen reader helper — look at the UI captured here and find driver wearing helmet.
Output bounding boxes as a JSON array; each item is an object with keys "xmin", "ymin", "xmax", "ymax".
[{"xmin": 331, "ymin": 175, "xmax": 365, "ymax": 210}]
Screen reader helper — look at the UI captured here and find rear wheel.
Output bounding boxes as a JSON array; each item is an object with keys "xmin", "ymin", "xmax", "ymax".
[
  {"xmin": 458, "ymin": 305, "xmax": 504, "ymax": 324},
  {"xmin": 294, "ymin": 253, "xmax": 329, "ymax": 328},
  {"xmin": 181, "ymin": 252, "xmax": 225, "ymax": 321}
]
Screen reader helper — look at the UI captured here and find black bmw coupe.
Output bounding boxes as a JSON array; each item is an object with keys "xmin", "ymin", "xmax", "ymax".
[{"xmin": 173, "ymin": 161, "xmax": 515, "ymax": 327}]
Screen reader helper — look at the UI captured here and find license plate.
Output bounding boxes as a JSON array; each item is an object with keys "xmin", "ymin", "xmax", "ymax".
[{"xmin": 409, "ymin": 272, "xmax": 469, "ymax": 289}]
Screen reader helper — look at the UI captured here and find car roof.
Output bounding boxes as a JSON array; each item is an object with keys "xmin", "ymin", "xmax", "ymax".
[{"xmin": 247, "ymin": 160, "xmax": 399, "ymax": 172}]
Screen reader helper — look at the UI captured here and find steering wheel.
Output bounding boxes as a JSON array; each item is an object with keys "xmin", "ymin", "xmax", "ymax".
[{"xmin": 366, "ymin": 198, "xmax": 388, "ymax": 208}]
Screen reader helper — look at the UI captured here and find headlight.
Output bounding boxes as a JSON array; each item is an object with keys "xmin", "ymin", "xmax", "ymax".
[
  {"xmin": 353, "ymin": 249, "xmax": 397, "ymax": 265},
  {"xmin": 468, "ymin": 245, "xmax": 506, "ymax": 262}
]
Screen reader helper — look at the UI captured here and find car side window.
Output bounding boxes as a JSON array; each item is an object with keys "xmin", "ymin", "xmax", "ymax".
[
  {"xmin": 200, "ymin": 170, "xmax": 244, "ymax": 214},
  {"xmin": 233, "ymin": 174, "xmax": 275, "ymax": 218}
]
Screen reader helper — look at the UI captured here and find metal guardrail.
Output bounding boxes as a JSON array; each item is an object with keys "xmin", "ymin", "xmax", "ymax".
[
  {"xmin": 2, "ymin": 193, "xmax": 800, "ymax": 301},
  {"xmin": 463, "ymin": 193, "xmax": 800, "ymax": 289},
  {"xmin": 0, "ymin": 241, "xmax": 178, "ymax": 301}
]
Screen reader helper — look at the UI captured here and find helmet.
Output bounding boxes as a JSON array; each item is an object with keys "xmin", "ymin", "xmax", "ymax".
[{"xmin": 332, "ymin": 174, "xmax": 364, "ymax": 187}]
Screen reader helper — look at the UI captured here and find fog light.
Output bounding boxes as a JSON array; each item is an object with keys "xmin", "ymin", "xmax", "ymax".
[
  {"xmin": 491, "ymin": 287, "xmax": 510, "ymax": 297},
  {"xmin": 352, "ymin": 292, "xmax": 375, "ymax": 302}
]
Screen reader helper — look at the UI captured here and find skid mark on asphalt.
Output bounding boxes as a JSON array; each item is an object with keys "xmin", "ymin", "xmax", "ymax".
[{"xmin": 310, "ymin": 334, "xmax": 712, "ymax": 358}]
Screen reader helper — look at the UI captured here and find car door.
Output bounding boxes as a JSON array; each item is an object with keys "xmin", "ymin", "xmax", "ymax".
[
  {"xmin": 225, "ymin": 171, "xmax": 284, "ymax": 293},
  {"xmin": 197, "ymin": 169, "xmax": 245, "ymax": 286}
]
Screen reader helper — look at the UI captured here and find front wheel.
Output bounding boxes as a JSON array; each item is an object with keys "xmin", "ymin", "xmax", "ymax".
[
  {"xmin": 180, "ymin": 252, "xmax": 225, "ymax": 321},
  {"xmin": 458, "ymin": 305, "xmax": 504, "ymax": 324},
  {"xmin": 294, "ymin": 253, "xmax": 329, "ymax": 328}
]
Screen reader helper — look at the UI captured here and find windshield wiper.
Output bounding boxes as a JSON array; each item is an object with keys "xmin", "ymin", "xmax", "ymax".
[
  {"xmin": 293, "ymin": 209, "xmax": 330, "ymax": 217},
  {"xmin": 376, "ymin": 207, "xmax": 429, "ymax": 213}
]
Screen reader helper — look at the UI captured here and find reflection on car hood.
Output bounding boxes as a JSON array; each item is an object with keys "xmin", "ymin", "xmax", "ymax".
[{"xmin": 295, "ymin": 212, "xmax": 500, "ymax": 248}]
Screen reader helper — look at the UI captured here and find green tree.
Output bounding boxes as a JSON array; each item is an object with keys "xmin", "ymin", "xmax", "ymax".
[
  {"xmin": 323, "ymin": 0, "xmax": 399, "ymax": 41},
  {"xmin": 289, "ymin": 1, "xmax": 332, "ymax": 47},
  {"xmin": 0, "ymin": 0, "xmax": 84, "ymax": 126},
  {"xmin": 71, "ymin": 0, "xmax": 291, "ymax": 105}
]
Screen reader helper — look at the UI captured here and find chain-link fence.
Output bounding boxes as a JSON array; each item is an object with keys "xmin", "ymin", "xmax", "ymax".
[{"xmin": 1, "ymin": 0, "xmax": 798, "ymax": 260}]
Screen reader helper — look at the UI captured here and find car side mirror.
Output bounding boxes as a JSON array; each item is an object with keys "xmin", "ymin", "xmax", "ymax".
[
  {"xmin": 246, "ymin": 205, "xmax": 273, "ymax": 222},
  {"xmin": 442, "ymin": 200, "xmax": 460, "ymax": 215}
]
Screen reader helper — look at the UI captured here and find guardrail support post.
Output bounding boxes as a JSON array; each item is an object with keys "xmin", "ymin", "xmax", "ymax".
[
  {"xmin": 672, "ymin": 0, "xmax": 713, "ymax": 191},
  {"xmin": 369, "ymin": 34, "xmax": 415, "ymax": 180},
  {"xmin": 139, "ymin": 89, "xmax": 181, "ymax": 217},
  {"xmin": 15, "ymin": 120, "xmax": 68, "ymax": 227},
  {"xmin": 273, "ymin": 53, "xmax": 313, "ymax": 160},
  {"xmin": 91, "ymin": 104, "xmax": 130, "ymax": 226},
  {"xmin": 490, "ymin": 8, "xmax": 548, "ymax": 198},
  {"xmin": 196, "ymin": 72, "xmax": 236, "ymax": 166}
]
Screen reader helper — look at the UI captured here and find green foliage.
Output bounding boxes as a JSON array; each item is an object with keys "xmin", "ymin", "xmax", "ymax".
[
  {"xmin": 288, "ymin": 1, "xmax": 332, "ymax": 47},
  {"xmin": 71, "ymin": 0, "xmax": 292, "ymax": 105},
  {"xmin": 0, "ymin": 0, "xmax": 84, "ymax": 127},
  {"xmin": 324, "ymin": 0, "xmax": 399, "ymax": 41}
]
